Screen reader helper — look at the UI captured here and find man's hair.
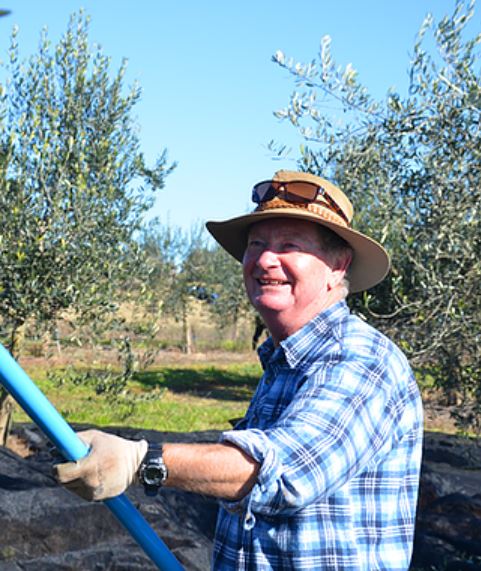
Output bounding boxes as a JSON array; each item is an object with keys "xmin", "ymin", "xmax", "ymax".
[
  {"xmin": 316, "ymin": 225, "xmax": 353, "ymax": 295},
  {"xmin": 316, "ymin": 225, "xmax": 351, "ymax": 255}
]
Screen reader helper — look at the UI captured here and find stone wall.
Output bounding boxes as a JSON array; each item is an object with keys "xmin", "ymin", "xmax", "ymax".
[{"xmin": 1, "ymin": 425, "xmax": 481, "ymax": 570}]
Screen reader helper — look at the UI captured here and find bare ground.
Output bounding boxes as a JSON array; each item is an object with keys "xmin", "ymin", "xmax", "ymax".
[{"xmin": 19, "ymin": 347, "xmax": 260, "ymax": 369}]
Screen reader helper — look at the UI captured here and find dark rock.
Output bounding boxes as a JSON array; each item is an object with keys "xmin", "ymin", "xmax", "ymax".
[
  {"xmin": 422, "ymin": 431, "xmax": 481, "ymax": 470},
  {"xmin": 414, "ymin": 432, "xmax": 481, "ymax": 570},
  {"xmin": 0, "ymin": 424, "xmax": 219, "ymax": 571},
  {"xmin": 411, "ymin": 532, "xmax": 458, "ymax": 569},
  {"xmin": 2, "ymin": 426, "xmax": 481, "ymax": 570}
]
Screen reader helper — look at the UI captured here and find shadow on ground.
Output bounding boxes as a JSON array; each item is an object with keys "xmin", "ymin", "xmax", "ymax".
[{"xmin": 135, "ymin": 367, "xmax": 260, "ymax": 401}]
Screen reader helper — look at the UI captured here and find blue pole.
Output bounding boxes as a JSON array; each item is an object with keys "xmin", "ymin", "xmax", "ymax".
[{"xmin": 0, "ymin": 344, "xmax": 184, "ymax": 571}]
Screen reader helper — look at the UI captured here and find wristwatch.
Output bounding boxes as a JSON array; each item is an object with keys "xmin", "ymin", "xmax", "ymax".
[{"xmin": 138, "ymin": 443, "xmax": 168, "ymax": 496}]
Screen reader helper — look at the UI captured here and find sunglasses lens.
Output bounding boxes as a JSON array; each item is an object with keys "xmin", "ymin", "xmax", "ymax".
[
  {"xmin": 252, "ymin": 182, "xmax": 276, "ymax": 203},
  {"xmin": 286, "ymin": 182, "xmax": 319, "ymax": 202},
  {"xmin": 252, "ymin": 180, "xmax": 320, "ymax": 204}
]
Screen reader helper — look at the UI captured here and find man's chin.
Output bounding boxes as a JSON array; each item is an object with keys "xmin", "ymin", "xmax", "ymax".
[{"xmin": 253, "ymin": 297, "xmax": 292, "ymax": 314}]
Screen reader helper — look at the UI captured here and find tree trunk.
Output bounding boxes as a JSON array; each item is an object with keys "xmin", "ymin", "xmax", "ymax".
[
  {"xmin": 0, "ymin": 390, "xmax": 14, "ymax": 447},
  {"xmin": 0, "ymin": 324, "xmax": 22, "ymax": 446},
  {"xmin": 182, "ymin": 302, "xmax": 194, "ymax": 355},
  {"xmin": 52, "ymin": 325, "xmax": 62, "ymax": 356},
  {"xmin": 232, "ymin": 307, "xmax": 239, "ymax": 341}
]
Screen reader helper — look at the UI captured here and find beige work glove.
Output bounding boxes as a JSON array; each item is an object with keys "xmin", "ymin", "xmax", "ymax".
[{"xmin": 54, "ymin": 429, "xmax": 148, "ymax": 501}]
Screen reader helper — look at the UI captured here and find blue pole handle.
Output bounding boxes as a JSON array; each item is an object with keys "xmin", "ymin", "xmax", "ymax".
[{"xmin": 0, "ymin": 344, "xmax": 184, "ymax": 571}]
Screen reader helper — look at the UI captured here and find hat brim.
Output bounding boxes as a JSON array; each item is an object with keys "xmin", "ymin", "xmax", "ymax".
[{"xmin": 206, "ymin": 208, "xmax": 390, "ymax": 293}]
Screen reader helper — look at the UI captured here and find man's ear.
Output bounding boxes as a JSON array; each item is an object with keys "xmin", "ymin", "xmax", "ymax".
[{"xmin": 327, "ymin": 251, "xmax": 352, "ymax": 290}]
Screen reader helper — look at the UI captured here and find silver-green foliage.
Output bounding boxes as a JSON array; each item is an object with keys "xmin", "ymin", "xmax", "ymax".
[
  {"xmin": 273, "ymin": 1, "xmax": 481, "ymax": 433},
  {"xmin": 0, "ymin": 11, "xmax": 174, "ymax": 354},
  {"xmin": 204, "ymin": 245, "xmax": 253, "ymax": 336},
  {"xmin": 139, "ymin": 219, "xmax": 251, "ymax": 349},
  {"xmin": 139, "ymin": 220, "xmax": 213, "ymax": 353}
]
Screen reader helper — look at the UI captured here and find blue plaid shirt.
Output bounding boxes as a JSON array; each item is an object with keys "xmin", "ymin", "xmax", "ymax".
[{"xmin": 213, "ymin": 301, "xmax": 423, "ymax": 570}]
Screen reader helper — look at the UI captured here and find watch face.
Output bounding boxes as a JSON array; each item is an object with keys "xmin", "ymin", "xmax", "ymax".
[
  {"xmin": 139, "ymin": 445, "xmax": 167, "ymax": 492},
  {"xmin": 143, "ymin": 465, "xmax": 164, "ymax": 486}
]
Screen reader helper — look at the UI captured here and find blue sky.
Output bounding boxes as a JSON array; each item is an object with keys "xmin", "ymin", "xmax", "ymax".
[{"xmin": 0, "ymin": 1, "xmax": 471, "ymax": 231}]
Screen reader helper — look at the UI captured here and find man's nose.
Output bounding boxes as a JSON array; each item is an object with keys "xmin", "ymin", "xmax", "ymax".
[{"xmin": 256, "ymin": 248, "xmax": 281, "ymax": 268}]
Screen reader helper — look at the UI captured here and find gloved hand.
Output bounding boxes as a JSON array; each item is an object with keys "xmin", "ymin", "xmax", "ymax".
[{"xmin": 54, "ymin": 429, "xmax": 148, "ymax": 501}]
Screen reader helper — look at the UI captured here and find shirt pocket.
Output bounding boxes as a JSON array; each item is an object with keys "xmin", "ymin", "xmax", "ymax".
[{"xmin": 250, "ymin": 371, "xmax": 306, "ymax": 428}]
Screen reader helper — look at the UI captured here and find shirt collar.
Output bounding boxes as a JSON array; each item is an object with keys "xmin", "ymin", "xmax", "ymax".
[
  {"xmin": 257, "ymin": 301, "xmax": 349, "ymax": 370},
  {"xmin": 257, "ymin": 336, "xmax": 276, "ymax": 370}
]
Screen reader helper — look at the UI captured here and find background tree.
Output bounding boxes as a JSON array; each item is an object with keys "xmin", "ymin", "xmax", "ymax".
[
  {"xmin": 272, "ymin": 0, "xmax": 481, "ymax": 433},
  {"xmin": 203, "ymin": 245, "xmax": 253, "ymax": 344},
  {"xmin": 138, "ymin": 219, "xmax": 188, "ymax": 351},
  {"xmin": 139, "ymin": 220, "xmax": 214, "ymax": 354},
  {"xmin": 140, "ymin": 219, "xmax": 255, "ymax": 352},
  {"xmin": 0, "ymin": 12, "xmax": 174, "ymax": 443}
]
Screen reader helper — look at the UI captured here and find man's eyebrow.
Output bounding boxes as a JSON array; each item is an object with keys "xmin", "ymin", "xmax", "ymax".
[{"xmin": 279, "ymin": 233, "xmax": 311, "ymax": 242}]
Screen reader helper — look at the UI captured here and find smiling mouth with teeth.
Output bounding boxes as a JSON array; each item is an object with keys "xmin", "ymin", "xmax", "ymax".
[{"xmin": 258, "ymin": 279, "xmax": 288, "ymax": 285}]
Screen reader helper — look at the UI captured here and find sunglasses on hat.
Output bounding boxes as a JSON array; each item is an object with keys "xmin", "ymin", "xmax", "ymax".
[{"xmin": 251, "ymin": 180, "xmax": 349, "ymax": 224}]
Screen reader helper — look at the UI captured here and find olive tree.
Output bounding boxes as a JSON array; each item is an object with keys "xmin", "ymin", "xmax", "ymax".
[
  {"xmin": 272, "ymin": 1, "xmax": 481, "ymax": 433},
  {"xmin": 139, "ymin": 220, "xmax": 214, "ymax": 354},
  {"xmin": 0, "ymin": 12, "xmax": 174, "ymax": 443},
  {"xmin": 139, "ymin": 219, "xmax": 253, "ymax": 352},
  {"xmin": 203, "ymin": 245, "xmax": 253, "ymax": 344}
]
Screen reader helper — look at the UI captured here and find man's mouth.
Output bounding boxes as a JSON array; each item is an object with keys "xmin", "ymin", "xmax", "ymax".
[{"xmin": 258, "ymin": 279, "xmax": 288, "ymax": 286}]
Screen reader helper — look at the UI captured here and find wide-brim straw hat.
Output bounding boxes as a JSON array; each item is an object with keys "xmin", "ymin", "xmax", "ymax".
[{"xmin": 206, "ymin": 170, "xmax": 390, "ymax": 293}]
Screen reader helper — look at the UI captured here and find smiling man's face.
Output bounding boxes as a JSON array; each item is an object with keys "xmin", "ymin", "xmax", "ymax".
[{"xmin": 242, "ymin": 218, "xmax": 348, "ymax": 342}]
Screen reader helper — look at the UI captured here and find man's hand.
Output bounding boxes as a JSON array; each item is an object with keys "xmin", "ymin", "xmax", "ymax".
[{"xmin": 54, "ymin": 429, "xmax": 148, "ymax": 501}]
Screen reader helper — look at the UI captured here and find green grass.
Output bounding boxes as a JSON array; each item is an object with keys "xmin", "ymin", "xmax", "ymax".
[
  {"xmin": 14, "ymin": 362, "xmax": 262, "ymax": 432},
  {"xmin": 10, "ymin": 361, "xmax": 475, "ymax": 437}
]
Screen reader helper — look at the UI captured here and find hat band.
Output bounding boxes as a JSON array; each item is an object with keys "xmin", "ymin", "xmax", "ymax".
[{"xmin": 255, "ymin": 197, "xmax": 350, "ymax": 228}]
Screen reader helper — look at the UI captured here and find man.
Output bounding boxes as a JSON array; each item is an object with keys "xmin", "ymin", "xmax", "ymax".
[{"xmin": 55, "ymin": 170, "xmax": 423, "ymax": 570}]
